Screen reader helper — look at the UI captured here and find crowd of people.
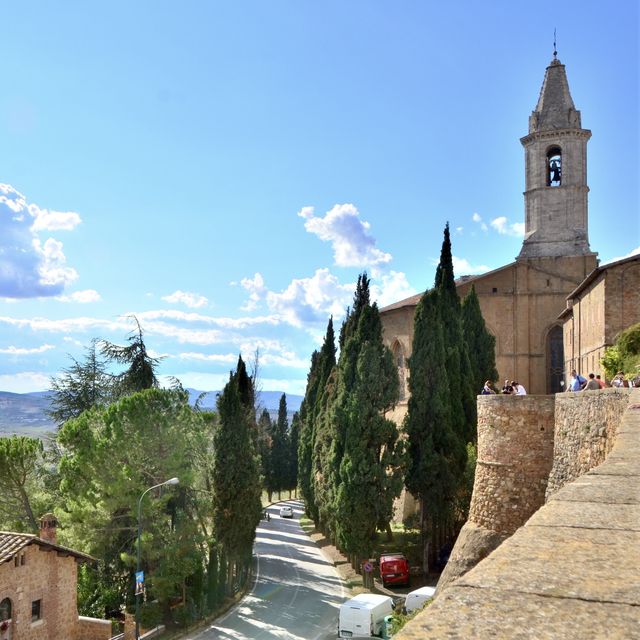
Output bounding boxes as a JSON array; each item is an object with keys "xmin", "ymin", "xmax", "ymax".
[{"xmin": 480, "ymin": 369, "xmax": 637, "ymax": 395}]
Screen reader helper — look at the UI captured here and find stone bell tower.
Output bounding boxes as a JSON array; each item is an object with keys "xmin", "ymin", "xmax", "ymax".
[{"xmin": 518, "ymin": 55, "xmax": 597, "ymax": 260}]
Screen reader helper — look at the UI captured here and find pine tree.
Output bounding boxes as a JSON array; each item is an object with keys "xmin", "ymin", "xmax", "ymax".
[
  {"xmin": 100, "ymin": 317, "xmax": 162, "ymax": 396},
  {"xmin": 48, "ymin": 340, "xmax": 112, "ymax": 425},
  {"xmin": 403, "ymin": 289, "xmax": 467, "ymax": 573},
  {"xmin": 462, "ymin": 285, "xmax": 498, "ymax": 393}
]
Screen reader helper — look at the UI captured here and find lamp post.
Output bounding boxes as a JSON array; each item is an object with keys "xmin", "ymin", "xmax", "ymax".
[{"xmin": 135, "ymin": 477, "xmax": 179, "ymax": 640}]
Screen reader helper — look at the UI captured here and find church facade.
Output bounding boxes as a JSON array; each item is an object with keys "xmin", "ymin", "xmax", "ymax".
[{"xmin": 381, "ymin": 55, "xmax": 601, "ymax": 401}]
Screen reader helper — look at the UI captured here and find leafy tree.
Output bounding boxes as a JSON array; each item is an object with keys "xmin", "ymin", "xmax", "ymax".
[
  {"xmin": 334, "ymin": 296, "xmax": 403, "ymax": 562},
  {"xmin": 57, "ymin": 388, "xmax": 208, "ymax": 617},
  {"xmin": 211, "ymin": 358, "xmax": 262, "ymax": 591},
  {"xmin": 462, "ymin": 285, "xmax": 498, "ymax": 393},
  {"xmin": 100, "ymin": 317, "xmax": 162, "ymax": 396},
  {"xmin": 0, "ymin": 436, "xmax": 48, "ymax": 532},
  {"xmin": 403, "ymin": 288, "xmax": 467, "ymax": 573},
  {"xmin": 48, "ymin": 340, "xmax": 112, "ymax": 425}
]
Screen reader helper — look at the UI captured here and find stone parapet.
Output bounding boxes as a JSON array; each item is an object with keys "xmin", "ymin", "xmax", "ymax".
[
  {"xmin": 546, "ymin": 388, "xmax": 631, "ymax": 498},
  {"xmin": 396, "ymin": 389, "xmax": 640, "ymax": 639},
  {"xmin": 77, "ymin": 616, "xmax": 112, "ymax": 640}
]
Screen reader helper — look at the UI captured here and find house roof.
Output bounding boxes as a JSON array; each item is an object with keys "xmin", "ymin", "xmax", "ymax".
[
  {"xmin": 567, "ymin": 253, "xmax": 640, "ymax": 301},
  {"xmin": 0, "ymin": 532, "xmax": 95, "ymax": 565}
]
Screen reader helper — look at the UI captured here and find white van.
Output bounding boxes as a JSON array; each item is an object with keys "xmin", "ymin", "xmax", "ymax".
[
  {"xmin": 404, "ymin": 586, "xmax": 436, "ymax": 614},
  {"xmin": 338, "ymin": 593, "xmax": 394, "ymax": 637}
]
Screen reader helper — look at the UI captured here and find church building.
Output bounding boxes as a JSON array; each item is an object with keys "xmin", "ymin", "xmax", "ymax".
[{"xmin": 381, "ymin": 54, "xmax": 601, "ymax": 400}]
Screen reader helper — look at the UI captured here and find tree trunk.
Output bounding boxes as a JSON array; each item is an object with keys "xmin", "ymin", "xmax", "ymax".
[
  {"xmin": 421, "ymin": 498, "xmax": 430, "ymax": 575},
  {"xmin": 385, "ymin": 521, "xmax": 394, "ymax": 542}
]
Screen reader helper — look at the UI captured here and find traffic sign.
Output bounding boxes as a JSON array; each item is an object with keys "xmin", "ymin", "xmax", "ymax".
[{"xmin": 363, "ymin": 562, "xmax": 373, "ymax": 573}]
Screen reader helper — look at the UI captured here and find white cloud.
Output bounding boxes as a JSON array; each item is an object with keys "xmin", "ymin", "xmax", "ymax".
[
  {"xmin": 0, "ymin": 183, "xmax": 82, "ymax": 298},
  {"xmin": 0, "ymin": 371, "xmax": 51, "ymax": 393},
  {"xmin": 162, "ymin": 290, "xmax": 209, "ymax": 309},
  {"xmin": 298, "ymin": 204, "xmax": 392, "ymax": 268},
  {"xmin": 490, "ymin": 216, "xmax": 525, "ymax": 237},
  {"xmin": 0, "ymin": 315, "xmax": 129, "ymax": 334},
  {"xmin": 371, "ymin": 271, "xmax": 417, "ymax": 307},
  {"xmin": 265, "ymin": 268, "xmax": 352, "ymax": 328},
  {"xmin": 178, "ymin": 352, "xmax": 238, "ymax": 363},
  {"xmin": 30, "ymin": 206, "xmax": 81, "ymax": 232},
  {"xmin": 471, "ymin": 212, "xmax": 488, "ymax": 232},
  {"xmin": 602, "ymin": 246, "xmax": 640, "ymax": 264},
  {"xmin": 239, "ymin": 273, "xmax": 266, "ymax": 311},
  {"xmin": 56, "ymin": 289, "xmax": 101, "ymax": 303},
  {"xmin": 134, "ymin": 309, "xmax": 281, "ymax": 330},
  {"xmin": 452, "ymin": 256, "xmax": 491, "ymax": 276},
  {"xmin": 0, "ymin": 344, "xmax": 55, "ymax": 355}
]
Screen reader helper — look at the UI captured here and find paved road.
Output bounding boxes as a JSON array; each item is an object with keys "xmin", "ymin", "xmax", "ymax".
[{"xmin": 190, "ymin": 500, "xmax": 345, "ymax": 640}]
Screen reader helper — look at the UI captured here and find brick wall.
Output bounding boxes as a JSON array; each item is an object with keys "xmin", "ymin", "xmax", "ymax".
[
  {"xmin": 546, "ymin": 388, "xmax": 631, "ymax": 498},
  {"xmin": 0, "ymin": 544, "xmax": 78, "ymax": 640}
]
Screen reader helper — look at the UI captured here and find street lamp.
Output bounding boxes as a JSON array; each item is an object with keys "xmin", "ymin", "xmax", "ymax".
[{"xmin": 135, "ymin": 477, "xmax": 179, "ymax": 640}]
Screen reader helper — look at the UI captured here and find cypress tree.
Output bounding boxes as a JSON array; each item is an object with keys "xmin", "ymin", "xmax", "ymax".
[
  {"xmin": 434, "ymin": 223, "xmax": 477, "ymax": 442},
  {"xmin": 257, "ymin": 408, "xmax": 275, "ymax": 501},
  {"xmin": 300, "ymin": 318, "xmax": 336, "ymax": 524},
  {"xmin": 212, "ymin": 359, "xmax": 262, "ymax": 591},
  {"xmin": 270, "ymin": 394, "xmax": 289, "ymax": 498},
  {"xmin": 287, "ymin": 412, "xmax": 300, "ymax": 497},
  {"xmin": 332, "ymin": 275, "xmax": 404, "ymax": 562},
  {"xmin": 403, "ymin": 289, "xmax": 467, "ymax": 573},
  {"xmin": 462, "ymin": 285, "xmax": 498, "ymax": 393}
]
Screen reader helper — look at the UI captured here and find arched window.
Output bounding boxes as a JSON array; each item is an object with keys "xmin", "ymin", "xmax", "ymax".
[
  {"xmin": 547, "ymin": 146, "xmax": 562, "ymax": 187},
  {"xmin": 391, "ymin": 341, "xmax": 407, "ymax": 401},
  {"xmin": 0, "ymin": 597, "xmax": 12, "ymax": 621}
]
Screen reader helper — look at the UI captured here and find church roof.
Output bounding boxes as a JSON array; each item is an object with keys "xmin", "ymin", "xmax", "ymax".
[
  {"xmin": 0, "ymin": 531, "xmax": 95, "ymax": 565},
  {"xmin": 562, "ymin": 253, "xmax": 640, "ymax": 307},
  {"xmin": 379, "ymin": 262, "xmax": 516, "ymax": 313},
  {"xmin": 529, "ymin": 57, "xmax": 581, "ymax": 132}
]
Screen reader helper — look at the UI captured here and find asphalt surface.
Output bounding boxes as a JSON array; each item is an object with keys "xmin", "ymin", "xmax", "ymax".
[{"xmin": 189, "ymin": 500, "xmax": 346, "ymax": 640}]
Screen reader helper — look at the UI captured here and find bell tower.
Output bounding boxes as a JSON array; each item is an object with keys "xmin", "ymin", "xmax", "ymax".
[{"xmin": 518, "ymin": 55, "xmax": 597, "ymax": 259}]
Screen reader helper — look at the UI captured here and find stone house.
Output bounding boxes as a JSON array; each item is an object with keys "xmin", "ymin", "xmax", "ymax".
[
  {"xmin": 0, "ymin": 514, "xmax": 111, "ymax": 640},
  {"xmin": 559, "ymin": 253, "xmax": 640, "ymax": 379}
]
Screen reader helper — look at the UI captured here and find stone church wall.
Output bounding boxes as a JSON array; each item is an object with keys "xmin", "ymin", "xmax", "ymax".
[{"xmin": 546, "ymin": 387, "xmax": 631, "ymax": 498}]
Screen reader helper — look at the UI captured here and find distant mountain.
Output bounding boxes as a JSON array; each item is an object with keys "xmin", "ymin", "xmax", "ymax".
[
  {"xmin": 0, "ymin": 388, "xmax": 303, "ymax": 438},
  {"xmin": 0, "ymin": 391, "xmax": 57, "ymax": 437}
]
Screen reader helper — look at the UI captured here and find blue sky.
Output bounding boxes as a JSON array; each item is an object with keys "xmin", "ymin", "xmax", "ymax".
[{"xmin": 1, "ymin": 1, "xmax": 638, "ymax": 395}]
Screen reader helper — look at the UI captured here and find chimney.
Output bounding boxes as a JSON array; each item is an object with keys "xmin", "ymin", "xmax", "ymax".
[{"xmin": 39, "ymin": 513, "xmax": 58, "ymax": 544}]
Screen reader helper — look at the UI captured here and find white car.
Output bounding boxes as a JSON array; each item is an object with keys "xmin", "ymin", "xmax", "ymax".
[{"xmin": 279, "ymin": 506, "xmax": 293, "ymax": 518}]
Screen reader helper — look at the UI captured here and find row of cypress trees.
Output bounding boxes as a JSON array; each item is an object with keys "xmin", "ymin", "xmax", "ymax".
[{"xmin": 298, "ymin": 224, "xmax": 497, "ymax": 572}]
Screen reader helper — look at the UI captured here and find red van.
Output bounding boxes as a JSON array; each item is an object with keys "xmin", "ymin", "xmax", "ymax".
[{"xmin": 379, "ymin": 553, "xmax": 410, "ymax": 587}]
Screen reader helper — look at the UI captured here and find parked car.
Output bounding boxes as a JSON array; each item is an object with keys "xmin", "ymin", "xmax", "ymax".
[
  {"xmin": 379, "ymin": 552, "xmax": 410, "ymax": 587},
  {"xmin": 279, "ymin": 506, "xmax": 293, "ymax": 518}
]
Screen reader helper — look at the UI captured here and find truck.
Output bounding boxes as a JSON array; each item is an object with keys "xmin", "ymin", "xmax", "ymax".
[
  {"xmin": 404, "ymin": 585, "xmax": 436, "ymax": 614},
  {"xmin": 338, "ymin": 593, "xmax": 394, "ymax": 638}
]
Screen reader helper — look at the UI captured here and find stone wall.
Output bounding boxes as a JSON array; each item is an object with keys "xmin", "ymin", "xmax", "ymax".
[
  {"xmin": 546, "ymin": 387, "xmax": 631, "ymax": 498},
  {"xmin": 470, "ymin": 395, "xmax": 555, "ymax": 534},
  {"xmin": 77, "ymin": 616, "xmax": 112, "ymax": 640}
]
